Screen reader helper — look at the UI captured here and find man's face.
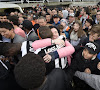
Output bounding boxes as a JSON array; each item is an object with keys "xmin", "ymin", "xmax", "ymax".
[
  {"xmin": 18, "ymin": 17, "xmax": 24, "ymax": 24},
  {"xmin": 68, "ymin": 16, "xmax": 75, "ymax": 23},
  {"xmin": 0, "ymin": 16, "xmax": 8, "ymax": 22},
  {"xmin": 46, "ymin": 15, "xmax": 51, "ymax": 22},
  {"xmin": 83, "ymin": 49, "xmax": 95, "ymax": 59},
  {"xmin": 38, "ymin": 19, "xmax": 46, "ymax": 26},
  {"xmin": 0, "ymin": 28, "xmax": 12, "ymax": 38},
  {"xmin": 69, "ymin": 10, "xmax": 74, "ymax": 14},
  {"xmin": 52, "ymin": 10, "xmax": 57, "ymax": 16},
  {"xmin": 80, "ymin": 9, "xmax": 84, "ymax": 15},
  {"xmin": 89, "ymin": 33, "xmax": 99, "ymax": 41},
  {"xmin": 96, "ymin": 11, "xmax": 100, "ymax": 21},
  {"xmin": 53, "ymin": 18, "xmax": 60, "ymax": 24}
]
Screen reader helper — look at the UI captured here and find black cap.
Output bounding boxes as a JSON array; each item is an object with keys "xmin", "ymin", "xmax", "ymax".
[
  {"xmin": 53, "ymin": 14, "xmax": 59, "ymax": 18},
  {"xmin": 84, "ymin": 42, "xmax": 100, "ymax": 54},
  {"xmin": 33, "ymin": 14, "xmax": 38, "ymax": 20}
]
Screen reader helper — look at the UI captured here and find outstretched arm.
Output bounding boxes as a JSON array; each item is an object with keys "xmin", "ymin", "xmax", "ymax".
[{"xmin": 75, "ymin": 71, "xmax": 100, "ymax": 90}]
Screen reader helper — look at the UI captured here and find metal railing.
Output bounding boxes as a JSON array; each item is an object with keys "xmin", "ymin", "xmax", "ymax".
[
  {"xmin": 26, "ymin": 0, "xmax": 44, "ymax": 3},
  {"xmin": 0, "ymin": 0, "xmax": 24, "ymax": 4},
  {"xmin": 0, "ymin": 0, "xmax": 99, "ymax": 4}
]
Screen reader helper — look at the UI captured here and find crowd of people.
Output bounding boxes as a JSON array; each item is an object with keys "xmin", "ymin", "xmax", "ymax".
[{"xmin": 0, "ymin": 4, "xmax": 100, "ymax": 90}]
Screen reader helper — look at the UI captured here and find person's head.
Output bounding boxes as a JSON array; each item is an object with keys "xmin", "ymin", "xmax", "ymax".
[
  {"xmin": 53, "ymin": 14, "xmax": 60, "ymax": 24},
  {"xmin": 52, "ymin": 9, "xmax": 57, "ymax": 16},
  {"xmin": 47, "ymin": 8, "xmax": 51, "ymax": 14},
  {"xmin": 80, "ymin": 8, "xmax": 87, "ymax": 15},
  {"xmin": 14, "ymin": 11, "xmax": 18, "ymax": 16},
  {"xmin": 57, "ymin": 24, "xmax": 64, "ymax": 34},
  {"xmin": 8, "ymin": 15, "xmax": 19, "ymax": 26},
  {"xmin": 68, "ymin": 13, "xmax": 75, "ymax": 24},
  {"xmin": 39, "ymin": 26, "xmax": 53, "ymax": 39},
  {"xmin": 96, "ymin": 10, "xmax": 100, "ymax": 21},
  {"xmin": 85, "ymin": 19, "xmax": 93, "ymax": 27},
  {"xmin": 46, "ymin": 13, "xmax": 51, "ymax": 22},
  {"xmin": 58, "ymin": 10, "xmax": 63, "ymax": 18},
  {"xmin": 27, "ymin": 15, "xmax": 33, "ymax": 21},
  {"xmin": 18, "ymin": 17, "xmax": 24, "ymax": 24},
  {"xmin": 22, "ymin": 20, "xmax": 33, "ymax": 33},
  {"xmin": 89, "ymin": 25, "xmax": 100, "ymax": 41},
  {"xmin": 33, "ymin": 14, "xmax": 38, "ymax": 23},
  {"xmin": 49, "ymin": 26, "xmax": 60, "ymax": 39},
  {"xmin": 0, "ymin": 12, "xmax": 8, "ymax": 22},
  {"xmin": 10, "ymin": 12, "xmax": 15, "ymax": 16},
  {"xmin": 0, "ymin": 22, "xmax": 14, "ymax": 39},
  {"xmin": 69, "ymin": 8, "xmax": 74, "ymax": 14},
  {"xmin": 60, "ymin": 19, "xmax": 68, "ymax": 28},
  {"xmin": 83, "ymin": 42, "xmax": 100, "ymax": 60},
  {"xmin": 38, "ymin": 16, "xmax": 47, "ymax": 26},
  {"xmin": 18, "ymin": 13, "xmax": 23, "ymax": 17},
  {"xmin": 71, "ymin": 20, "xmax": 85, "ymax": 38},
  {"xmin": 0, "ymin": 42, "xmax": 21, "ymax": 57},
  {"xmin": 41, "ymin": 10, "xmax": 46, "ymax": 16},
  {"xmin": 14, "ymin": 53, "xmax": 46, "ymax": 90}
]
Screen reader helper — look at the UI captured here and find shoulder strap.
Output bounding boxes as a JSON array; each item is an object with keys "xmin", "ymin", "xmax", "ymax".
[{"xmin": 27, "ymin": 41, "xmax": 30, "ymax": 53}]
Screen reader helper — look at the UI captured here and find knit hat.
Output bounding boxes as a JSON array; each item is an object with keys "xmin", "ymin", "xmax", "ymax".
[
  {"xmin": 60, "ymin": 19, "xmax": 68, "ymax": 25},
  {"xmin": 84, "ymin": 42, "xmax": 100, "ymax": 54},
  {"xmin": 86, "ymin": 19, "xmax": 93, "ymax": 25}
]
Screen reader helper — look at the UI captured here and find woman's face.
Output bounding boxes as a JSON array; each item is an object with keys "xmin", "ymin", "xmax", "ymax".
[
  {"xmin": 51, "ymin": 28, "xmax": 59, "ymax": 39},
  {"xmin": 73, "ymin": 23, "xmax": 80, "ymax": 32}
]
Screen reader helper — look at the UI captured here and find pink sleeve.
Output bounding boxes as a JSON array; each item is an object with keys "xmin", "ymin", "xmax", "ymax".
[
  {"xmin": 32, "ymin": 38, "xmax": 51, "ymax": 50},
  {"xmin": 57, "ymin": 40, "xmax": 75, "ymax": 58},
  {"xmin": 14, "ymin": 28, "xmax": 26, "ymax": 38}
]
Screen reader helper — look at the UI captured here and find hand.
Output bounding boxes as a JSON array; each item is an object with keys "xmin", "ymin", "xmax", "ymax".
[
  {"xmin": 52, "ymin": 39, "xmax": 65, "ymax": 46},
  {"xmin": 97, "ymin": 62, "xmax": 100, "ymax": 70},
  {"xmin": 43, "ymin": 54, "xmax": 52, "ymax": 63},
  {"xmin": 84, "ymin": 68, "xmax": 91, "ymax": 74}
]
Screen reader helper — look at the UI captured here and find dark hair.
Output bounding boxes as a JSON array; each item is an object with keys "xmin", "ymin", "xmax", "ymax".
[
  {"xmin": 90, "ymin": 24, "xmax": 100, "ymax": 36},
  {"xmin": 49, "ymin": 26, "xmax": 60, "ymax": 35},
  {"xmin": 46, "ymin": 13, "xmax": 50, "ymax": 15},
  {"xmin": 86, "ymin": 19, "xmax": 93, "ymax": 26},
  {"xmin": 57, "ymin": 24, "xmax": 64, "ymax": 33},
  {"xmin": 0, "ymin": 42, "xmax": 21, "ymax": 57},
  {"xmin": 14, "ymin": 53, "xmax": 46, "ymax": 89},
  {"xmin": 8, "ymin": 15, "xmax": 19, "ymax": 26},
  {"xmin": 39, "ymin": 26, "xmax": 53, "ymax": 39},
  {"xmin": 0, "ymin": 22, "xmax": 14, "ymax": 30},
  {"xmin": 22, "ymin": 20, "xmax": 33, "ymax": 30},
  {"xmin": 0, "ymin": 12, "xmax": 6, "ymax": 16}
]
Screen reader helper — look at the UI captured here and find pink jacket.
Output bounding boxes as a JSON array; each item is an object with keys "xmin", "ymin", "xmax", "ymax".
[
  {"xmin": 32, "ymin": 38, "xmax": 75, "ymax": 65},
  {"xmin": 14, "ymin": 27, "xmax": 26, "ymax": 38}
]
